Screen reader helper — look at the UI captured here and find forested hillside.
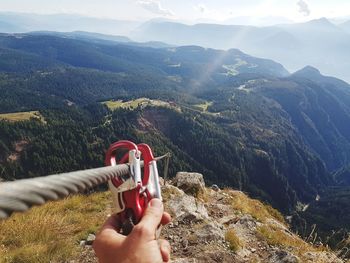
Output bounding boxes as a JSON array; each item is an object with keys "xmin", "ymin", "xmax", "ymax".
[{"xmin": 0, "ymin": 33, "xmax": 350, "ymax": 246}]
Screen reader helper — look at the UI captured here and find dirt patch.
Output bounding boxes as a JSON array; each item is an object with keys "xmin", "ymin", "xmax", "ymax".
[{"xmin": 7, "ymin": 140, "xmax": 29, "ymax": 162}]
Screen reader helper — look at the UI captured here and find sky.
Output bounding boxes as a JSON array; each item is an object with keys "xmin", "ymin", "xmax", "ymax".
[{"xmin": 0, "ymin": 0, "xmax": 350, "ymax": 25}]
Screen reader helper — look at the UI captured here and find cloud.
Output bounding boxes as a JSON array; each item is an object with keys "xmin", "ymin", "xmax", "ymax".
[
  {"xmin": 194, "ymin": 4, "xmax": 207, "ymax": 14},
  {"xmin": 297, "ymin": 0, "xmax": 311, "ymax": 16},
  {"xmin": 137, "ymin": 0, "xmax": 173, "ymax": 16}
]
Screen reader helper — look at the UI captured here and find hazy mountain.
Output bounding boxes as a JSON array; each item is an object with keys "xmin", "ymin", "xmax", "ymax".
[
  {"xmin": 0, "ymin": 20, "xmax": 24, "ymax": 33},
  {"xmin": 30, "ymin": 31, "xmax": 131, "ymax": 44},
  {"xmin": 339, "ymin": 20, "xmax": 350, "ymax": 33},
  {"xmin": 223, "ymin": 16, "xmax": 294, "ymax": 26},
  {"xmin": 1, "ymin": 12, "xmax": 349, "ymax": 81},
  {"xmin": 0, "ymin": 12, "xmax": 140, "ymax": 36},
  {"xmin": 0, "ymin": 33, "xmax": 289, "ymax": 79},
  {"xmin": 131, "ymin": 18, "xmax": 350, "ymax": 82}
]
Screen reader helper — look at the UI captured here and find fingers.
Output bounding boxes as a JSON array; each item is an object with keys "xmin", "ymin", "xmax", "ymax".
[
  {"xmin": 161, "ymin": 212, "xmax": 172, "ymax": 226},
  {"xmin": 158, "ymin": 239, "xmax": 171, "ymax": 262},
  {"xmin": 132, "ymin": 198, "xmax": 164, "ymax": 240},
  {"xmin": 94, "ymin": 214, "xmax": 125, "ymax": 249},
  {"xmin": 101, "ymin": 214, "xmax": 122, "ymax": 232},
  {"xmin": 140, "ymin": 198, "xmax": 164, "ymax": 231},
  {"xmin": 93, "ymin": 215, "xmax": 125, "ymax": 256}
]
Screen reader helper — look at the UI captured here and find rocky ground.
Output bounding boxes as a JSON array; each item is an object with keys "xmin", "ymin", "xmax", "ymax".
[{"xmin": 77, "ymin": 172, "xmax": 345, "ymax": 263}]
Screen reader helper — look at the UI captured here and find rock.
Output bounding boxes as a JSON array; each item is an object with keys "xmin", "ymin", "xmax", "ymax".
[
  {"xmin": 167, "ymin": 194, "xmax": 208, "ymax": 223},
  {"xmin": 211, "ymin": 184, "xmax": 220, "ymax": 192},
  {"xmin": 195, "ymin": 223, "xmax": 224, "ymax": 243},
  {"xmin": 236, "ymin": 248, "xmax": 251, "ymax": 258},
  {"xmin": 219, "ymin": 216, "xmax": 239, "ymax": 226},
  {"xmin": 86, "ymin": 234, "xmax": 96, "ymax": 245},
  {"xmin": 173, "ymin": 172, "xmax": 205, "ymax": 197},
  {"xmin": 236, "ymin": 215, "xmax": 257, "ymax": 229},
  {"xmin": 162, "ymin": 184, "xmax": 185, "ymax": 198},
  {"xmin": 79, "ymin": 240, "xmax": 86, "ymax": 247},
  {"xmin": 269, "ymin": 250, "xmax": 300, "ymax": 263}
]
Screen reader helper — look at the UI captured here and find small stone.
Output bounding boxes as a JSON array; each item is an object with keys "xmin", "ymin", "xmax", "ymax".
[
  {"xmin": 86, "ymin": 234, "xmax": 96, "ymax": 245},
  {"xmin": 269, "ymin": 250, "xmax": 299, "ymax": 263},
  {"xmin": 79, "ymin": 240, "xmax": 86, "ymax": 247},
  {"xmin": 211, "ymin": 184, "xmax": 220, "ymax": 192},
  {"xmin": 182, "ymin": 239, "xmax": 189, "ymax": 249}
]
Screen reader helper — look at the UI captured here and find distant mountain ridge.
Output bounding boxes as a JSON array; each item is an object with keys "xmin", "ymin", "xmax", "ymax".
[
  {"xmin": 0, "ymin": 12, "xmax": 141, "ymax": 36},
  {"xmin": 0, "ymin": 12, "xmax": 349, "ymax": 82},
  {"xmin": 131, "ymin": 17, "xmax": 350, "ymax": 83}
]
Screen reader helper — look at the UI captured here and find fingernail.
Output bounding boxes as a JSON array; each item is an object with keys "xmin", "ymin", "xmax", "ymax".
[{"xmin": 150, "ymin": 198, "xmax": 162, "ymax": 208}]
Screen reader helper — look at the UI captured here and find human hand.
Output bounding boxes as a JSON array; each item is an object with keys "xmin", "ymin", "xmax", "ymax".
[{"xmin": 93, "ymin": 198, "xmax": 172, "ymax": 263}]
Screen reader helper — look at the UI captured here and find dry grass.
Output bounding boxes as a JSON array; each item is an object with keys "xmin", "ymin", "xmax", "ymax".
[
  {"xmin": 257, "ymin": 224, "xmax": 326, "ymax": 259},
  {"xmin": 0, "ymin": 191, "xmax": 111, "ymax": 263},
  {"xmin": 226, "ymin": 190, "xmax": 286, "ymax": 224},
  {"xmin": 197, "ymin": 188, "xmax": 210, "ymax": 202},
  {"xmin": 162, "ymin": 185, "xmax": 185, "ymax": 200},
  {"xmin": 225, "ymin": 229, "xmax": 242, "ymax": 252},
  {"xmin": 0, "ymin": 111, "xmax": 45, "ymax": 123}
]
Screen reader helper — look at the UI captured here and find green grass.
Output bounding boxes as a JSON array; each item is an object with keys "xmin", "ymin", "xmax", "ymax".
[
  {"xmin": 0, "ymin": 191, "xmax": 112, "ymax": 263},
  {"xmin": 0, "ymin": 111, "xmax": 45, "ymax": 123},
  {"xmin": 102, "ymin": 98, "xmax": 174, "ymax": 111},
  {"xmin": 222, "ymin": 58, "xmax": 248, "ymax": 76},
  {"xmin": 193, "ymin": 101, "xmax": 213, "ymax": 112}
]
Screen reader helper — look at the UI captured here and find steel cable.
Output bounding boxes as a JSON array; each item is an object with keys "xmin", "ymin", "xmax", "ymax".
[{"xmin": 0, "ymin": 154, "xmax": 170, "ymax": 220}]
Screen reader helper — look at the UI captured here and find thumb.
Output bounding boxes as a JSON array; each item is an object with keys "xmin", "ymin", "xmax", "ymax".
[{"xmin": 133, "ymin": 198, "xmax": 163, "ymax": 240}]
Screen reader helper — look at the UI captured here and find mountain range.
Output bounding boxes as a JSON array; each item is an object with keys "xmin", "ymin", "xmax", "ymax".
[
  {"xmin": 0, "ymin": 12, "xmax": 140, "ymax": 35},
  {"xmin": 131, "ymin": 17, "xmax": 350, "ymax": 83},
  {"xmin": 1, "ymin": 12, "xmax": 349, "ymax": 83}
]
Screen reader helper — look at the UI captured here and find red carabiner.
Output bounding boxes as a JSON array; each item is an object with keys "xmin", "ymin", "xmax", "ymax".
[
  {"xmin": 105, "ymin": 140, "xmax": 138, "ymax": 188},
  {"xmin": 105, "ymin": 140, "xmax": 151, "ymax": 234},
  {"xmin": 137, "ymin": 143, "xmax": 155, "ymax": 186}
]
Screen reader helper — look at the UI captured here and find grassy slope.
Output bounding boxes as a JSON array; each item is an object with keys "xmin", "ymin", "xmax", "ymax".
[
  {"xmin": 102, "ymin": 98, "xmax": 175, "ymax": 111},
  {"xmin": 0, "ymin": 186, "xmax": 329, "ymax": 263},
  {"xmin": 0, "ymin": 111, "xmax": 45, "ymax": 123},
  {"xmin": 0, "ymin": 192, "xmax": 112, "ymax": 263}
]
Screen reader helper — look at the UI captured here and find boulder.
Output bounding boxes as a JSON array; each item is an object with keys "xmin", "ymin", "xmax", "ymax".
[
  {"xmin": 167, "ymin": 194, "xmax": 208, "ymax": 223},
  {"xmin": 194, "ymin": 222, "xmax": 224, "ymax": 243},
  {"xmin": 173, "ymin": 172, "xmax": 205, "ymax": 197}
]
